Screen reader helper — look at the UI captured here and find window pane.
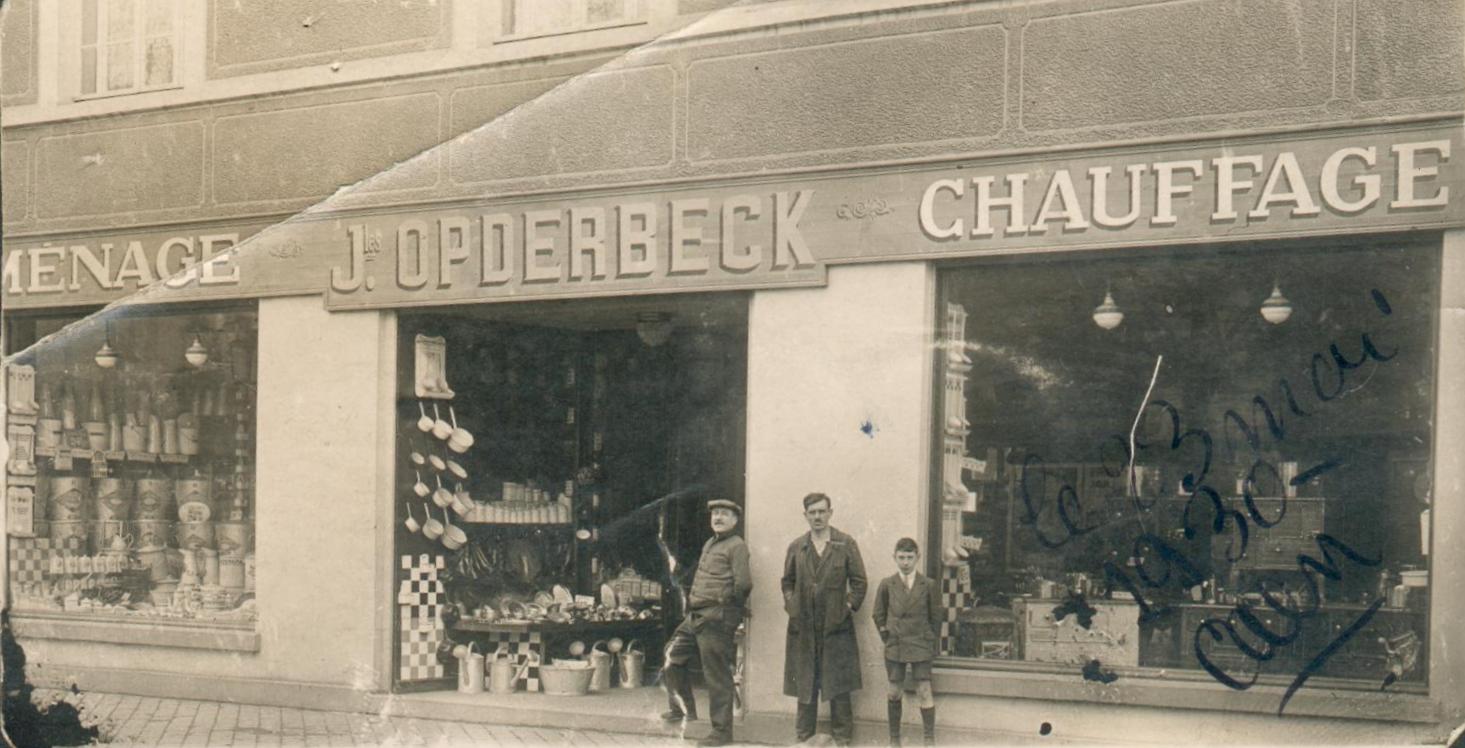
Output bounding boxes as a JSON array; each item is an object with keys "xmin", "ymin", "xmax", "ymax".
[
  {"xmin": 145, "ymin": 0, "xmax": 172, "ymax": 36},
  {"xmin": 82, "ymin": 0, "xmax": 99, "ymax": 46},
  {"xmin": 512, "ymin": 0, "xmax": 573, "ymax": 35},
  {"xmin": 106, "ymin": 0, "xmax": 135, "ymax": 42},
  {"xmin": 81, "ymin": 47, "xmax": 98, "ymax": 94},
  {"xmin": 932, "ymin": 244, "xmax": 1436, "ymax": 691},
  {"xmin": 145, "ymin": 37, "xmax": 173, "ymax": 86},
  {"xmin": 586, "ymin": 0, "xmax": 625, "ymax": 24},
  {"xmin": 106, "ymin": 42, "xmax": 134, "ymax": 90}
]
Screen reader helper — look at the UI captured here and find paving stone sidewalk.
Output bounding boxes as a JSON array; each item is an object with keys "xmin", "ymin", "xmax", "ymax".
[{"xmin": 32, "ymin": 690, "xmax": 691, "ymax": 747}]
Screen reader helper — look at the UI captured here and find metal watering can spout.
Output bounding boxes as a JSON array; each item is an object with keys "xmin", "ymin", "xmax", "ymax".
[{"xmin": 489, "ymin": 646, "xmax": 536, "ymax": 694}]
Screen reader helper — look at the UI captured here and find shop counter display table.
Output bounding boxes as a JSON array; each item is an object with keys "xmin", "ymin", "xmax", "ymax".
[
  {"xmin": 1013, "ymin": 597, "xmax": 1141, "ymax": 666},
  {"xmin": 452, "ymin": 617, "xmax": 664, "ymax": 692},
  {"xmin": 1178, "ymin": 601, "xmax": 1427, "ymax": 685}
]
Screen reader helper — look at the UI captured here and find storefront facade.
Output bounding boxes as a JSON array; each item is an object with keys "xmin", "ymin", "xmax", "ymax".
[{"xmin": 4, "ymin": 0, "xmax": 1464, "ymax": 743}]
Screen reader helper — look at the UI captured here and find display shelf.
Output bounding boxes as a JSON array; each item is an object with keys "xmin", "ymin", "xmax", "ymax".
[
  {"xmin": 459, "ymin": 520, "xmax": 575, "ymax": 528},
  {"xmin": 34, "ymin": 446, "xmax": 197, "ymax": 465},
  {"xmin": 453, "ymin": 616, "xmax": 661, "ymax": 637}
]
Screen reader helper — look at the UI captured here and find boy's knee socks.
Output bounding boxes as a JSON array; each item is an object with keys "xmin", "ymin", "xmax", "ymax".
[{"xmin": 888, "ymin": 699, "xmax": 903, "ymax": 744}]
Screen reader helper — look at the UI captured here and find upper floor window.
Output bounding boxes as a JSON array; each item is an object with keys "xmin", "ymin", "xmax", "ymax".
[
  {"xmin": 501, "ymin": 0, "xmax": 643, "ymax": 40},
  {"xmin": 79, "ymin": 0, "xmax": 177, "ymax": 97}
]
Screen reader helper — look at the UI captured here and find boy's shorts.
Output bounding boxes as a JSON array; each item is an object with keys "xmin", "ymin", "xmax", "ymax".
[{"xmin": 885, "ymin": 659, "xmax": 933, "ymax": 683}]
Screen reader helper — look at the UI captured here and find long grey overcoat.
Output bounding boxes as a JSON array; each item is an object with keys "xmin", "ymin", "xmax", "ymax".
[{"xmin": 781, "ymin": 527, "xmax": 868, "ymax": 702}]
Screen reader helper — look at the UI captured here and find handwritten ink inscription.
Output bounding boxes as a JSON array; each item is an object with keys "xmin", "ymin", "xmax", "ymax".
[{"xmin": 1016, "ymin": 290, "xmax": 1400, "ymax": 714}]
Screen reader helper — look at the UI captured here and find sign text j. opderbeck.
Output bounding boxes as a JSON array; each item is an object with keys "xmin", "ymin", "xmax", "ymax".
[{"xmin": 325, "ymin": 190, "xmax": 820, "ymax": 308}]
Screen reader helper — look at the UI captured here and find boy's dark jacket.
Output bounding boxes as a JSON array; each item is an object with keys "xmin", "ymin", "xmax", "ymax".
[{"xmin": 872, "ymin": 571, "xmax": 944, "ymax": 662}]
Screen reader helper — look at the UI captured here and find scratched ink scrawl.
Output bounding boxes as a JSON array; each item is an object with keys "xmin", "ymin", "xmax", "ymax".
[{"xmin": 2, "ymin": 0, "xmax": 1464, "ymax": 746}]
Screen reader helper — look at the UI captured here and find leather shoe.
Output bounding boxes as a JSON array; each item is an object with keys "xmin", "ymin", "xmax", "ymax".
[
  {"xmin": 662, "ymin": 709, "xmax": 698, "ymax": 722},
  {"xmin": 695, "ymin": 735, "xmax": 732, "ymax": 747}
]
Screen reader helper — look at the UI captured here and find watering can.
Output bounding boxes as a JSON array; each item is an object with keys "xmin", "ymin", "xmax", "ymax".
[
  {"xmin": 618, "ymin": 640, "xmax": 645, "ymax": 688},
  {"xmin": 490, "ymin": 646, "xmax": 532, "ymax": 694},
  {"xmin": 588, "ymin": 640, "xmax": 614, "ymax": 692},
  {"xmin": 457, "ymin": 642, "xmax": 484, "ymax": 694}
]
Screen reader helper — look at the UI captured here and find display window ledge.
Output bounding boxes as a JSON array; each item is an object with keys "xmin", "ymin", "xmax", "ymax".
[
  {"xmin": 932, "ymin": 659, "xmax": 1438, "ymax": 724},
  {"xmin": 10, "ymin": 611, "xmax": 260, "ymax": 652}
]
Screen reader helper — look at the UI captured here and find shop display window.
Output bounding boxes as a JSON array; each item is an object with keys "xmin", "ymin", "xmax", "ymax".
[
  {"xmin": 5, "ymin": 304, "xmax": 257, "ymax": 625},
  {"xmin": 393, "ymin": 297, "xmax": 746, "ymax": 691},
  {"xmin": 931, "ymin": 243, "xmax": 1436, "ymax": 699}
]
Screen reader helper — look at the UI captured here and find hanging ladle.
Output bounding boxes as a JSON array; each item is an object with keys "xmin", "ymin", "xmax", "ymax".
[
  {"xmin": 447, "ymin": 406, "xmax": 474, "ymax": 453},
  {"xmin": 416, "ymin": 401, "xmax": 434, "ymax": 433},
  {"xmin": 446, "ymin": 458, "xmax": 468, "ymax": 481},
  {"xmin": 452, "ymin": 482, "xmax": 473, "ymax": 517},
  {"xmin": 442, "ymin": 507, "xmax": 467, "ymax": 550},
  {"xmin": 433, "ymin": 475, "xmax": 453, "ymax": 508},
  {"xmin": 404, "ymin": 502, "xmax": 421, "ymax": 533},
  {"xmin": 422, "ymin": 507, "xmax": 444, "ymax": 540},
  {"xmin": 432, "ymin": 403, "xmax": 453, "ymax": 441},
  {"xmin": 413, "ymin": 471, "xmax": 430, "ymax": 498}
]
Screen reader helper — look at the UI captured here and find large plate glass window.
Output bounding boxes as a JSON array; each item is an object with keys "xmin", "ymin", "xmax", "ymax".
[
  {"xmin": 5, "ymin": 303, "xmax": 257, "ymax": 625},
  {"xmin": 930, "ymin": 243, "xmax": 1436, "ymax": 701}
]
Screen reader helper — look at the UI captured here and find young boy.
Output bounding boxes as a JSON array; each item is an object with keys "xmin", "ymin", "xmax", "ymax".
[{"xmin": 872, "ymin": 537, "xmax": 943, "ymax": 747}]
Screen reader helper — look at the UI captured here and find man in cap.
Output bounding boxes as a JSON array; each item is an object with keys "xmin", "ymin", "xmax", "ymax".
[{"xmin": 662, "ymin": 498, "xmax": 751, "ymax": 747}]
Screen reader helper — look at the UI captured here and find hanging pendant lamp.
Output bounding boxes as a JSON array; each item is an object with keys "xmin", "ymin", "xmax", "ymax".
[
  {"xmin": 1093, "ymin": 289, "xmax": 1124, "ymax": 330},
  {"xmin": 94, "ymin": 342, "xmax": 119, "ymax": 369},
  {"xmin": 185, "ymin": 335, "xmax": 210, "ymax": 367},
  {"xmin": 94, "ymin": 320, "xmax": 119, "ymax": 369},
  {"xmin": 1260, "ymin": 282, "xmax": 1293, "ymax": 325}
]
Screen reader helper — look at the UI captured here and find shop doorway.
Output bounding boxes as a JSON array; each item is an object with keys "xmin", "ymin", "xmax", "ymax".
[{"xmin": 390, "ymin": 293, "xmax": 748, "ymax": 697}]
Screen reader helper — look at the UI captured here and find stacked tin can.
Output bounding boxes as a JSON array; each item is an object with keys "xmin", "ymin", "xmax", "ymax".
[
  {"xmin": 48, "ymin": 475, "xmax": 89, "ymax": 552},
  {"xmin": 174, "ymin": 472, "xmax": 217, "ymax": 588},
  {"xmin": 134, "ymin": 474, "xmax": 175, "ymax": 584},
  {"xmin": 90, "ymin": 477, "xmax": 133, "ymax": 552}
]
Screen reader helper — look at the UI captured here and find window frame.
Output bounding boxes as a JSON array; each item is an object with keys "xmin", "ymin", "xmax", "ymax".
[
  {"xmin": 925, "ymin": 236, "xmax": 1443, "ymax": 717},
  {"xmin": 74, "ymin": 0, "xmax": 182, "ymax": 101},
  {"xmin": 4, "ymin": 300, "xmax": 260, "ymax": 628},
  {"xmin": 496, "ymin": 0, "xmax": 647, "ymax": 43}
]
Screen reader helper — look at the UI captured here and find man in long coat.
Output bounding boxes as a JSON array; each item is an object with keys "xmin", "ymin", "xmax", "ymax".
[{"xmin": 782, "ymin": 492, "xmax": 868, "ymax": 746}]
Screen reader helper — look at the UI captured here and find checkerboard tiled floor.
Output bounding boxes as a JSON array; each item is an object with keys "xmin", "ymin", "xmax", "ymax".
[{"xmin": 33, "ymin": 690, "xmax": 689, "ymax": 747}]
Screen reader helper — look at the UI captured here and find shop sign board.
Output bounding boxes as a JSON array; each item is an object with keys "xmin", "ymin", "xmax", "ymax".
[
  {"xmin": 1, "ymin": 219, "xmax": 280, "ymax": 310},
  {"xmin": 323, "ymin": 188, "xmax": 826, "ymax": 309},
  {"xmin": 322, "ymin": 123, "xmax": 1462, "ymax": 309},
  {"xmin": 3, "ymin": 123, "xmax": 1460, "ymax": 311},
  {"xmin": 897, "ymin": 125, "xmax": 1462, "ymax": 262}
]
